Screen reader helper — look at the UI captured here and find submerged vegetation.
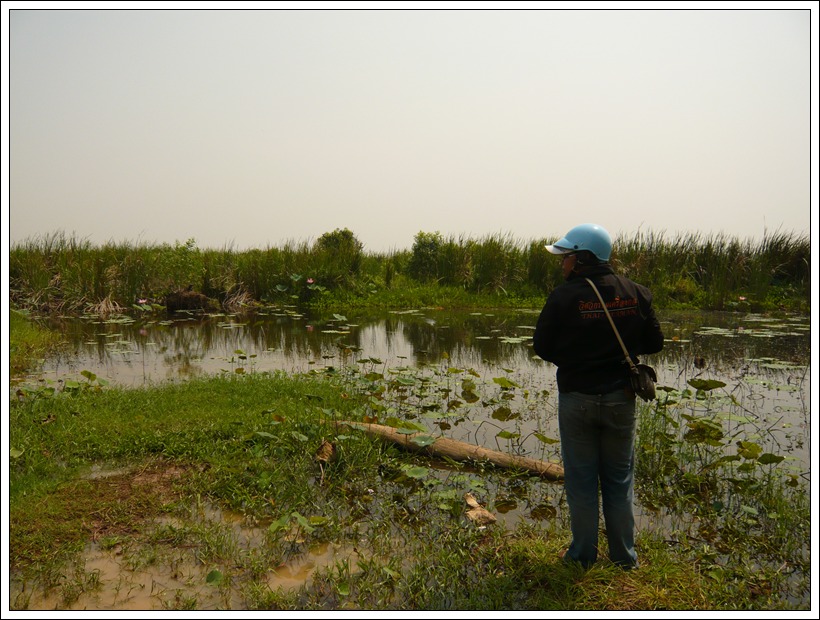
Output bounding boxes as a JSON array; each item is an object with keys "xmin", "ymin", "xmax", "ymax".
[
  {"xmin": 7, "ymin": 309, "xmax": 811, "ymax": 611},
  {"xmin": 8, "ymin": 227, "xmax": 810, "ymax": 316},
  {"xmin": 8, "ymin": 369, "xmax": 811, "ymax": 610}
]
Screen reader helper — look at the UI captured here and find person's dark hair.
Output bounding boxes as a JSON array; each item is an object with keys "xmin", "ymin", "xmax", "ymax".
[{"xmin": 574, "ymin": 250, "xmax": 604, "ymax": 266}]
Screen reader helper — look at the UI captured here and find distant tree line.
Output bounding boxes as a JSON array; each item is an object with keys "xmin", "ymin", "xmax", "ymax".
[{"xmin": 9, "ymin": 227, "xmax": 810, "ymax": 315}]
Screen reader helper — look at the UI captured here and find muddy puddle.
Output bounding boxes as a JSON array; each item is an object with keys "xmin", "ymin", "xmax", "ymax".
[
  {"xmin": 11, "ymin": 537, "xmax": 357, "ymax": 611},
  {"xmin": 9, "ymin": 464, "xmax": 362, "ymax": 611}
]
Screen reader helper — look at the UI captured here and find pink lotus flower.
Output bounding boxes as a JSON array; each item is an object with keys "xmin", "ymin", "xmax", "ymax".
[{"xmin": 307, "ymin": 278, "xmax": 314, "ymax": 284}]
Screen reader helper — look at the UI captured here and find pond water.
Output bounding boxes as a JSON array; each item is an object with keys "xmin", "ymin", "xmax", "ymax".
[
  {"xmin": 25, "ymin": 306, "xmax": 812, "ymax": 470},
  {"xmin": 11, "ymin": 306, "xmax": 812, "ymax": 610}
]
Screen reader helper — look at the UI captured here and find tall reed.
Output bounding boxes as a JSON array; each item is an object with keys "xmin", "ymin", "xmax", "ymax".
[{"xmin": 8, "ymin": 228, "xmax": 809, "ymax": 314}]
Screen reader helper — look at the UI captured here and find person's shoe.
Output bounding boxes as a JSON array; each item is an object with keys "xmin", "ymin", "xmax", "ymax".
[
  {"xmin": 615, "ymin": 561, "xmax": 638, "ymax": 571},
  {"xmin": 560, "ymin": 548, "xmax": 594, "ymax": 569}
]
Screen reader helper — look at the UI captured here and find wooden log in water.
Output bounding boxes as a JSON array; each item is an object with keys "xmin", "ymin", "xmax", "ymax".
[{"xmin": 338, "ymin": 421, "xmax": 564, "ymax": 481}]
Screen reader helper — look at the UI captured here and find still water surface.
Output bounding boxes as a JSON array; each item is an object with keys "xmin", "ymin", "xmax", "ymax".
[
  {"xmin": 30, "ymin": 306, "xmax": 811, "ymax": 468},
  {"xmin": 12, "ymin": 307, "xmax": 811, "ymax": 610}
]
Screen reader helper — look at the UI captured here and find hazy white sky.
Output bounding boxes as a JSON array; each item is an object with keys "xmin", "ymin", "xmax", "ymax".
[{"xmin": 3, "ymin": 3, "xmax": 817, "ymax": 253}]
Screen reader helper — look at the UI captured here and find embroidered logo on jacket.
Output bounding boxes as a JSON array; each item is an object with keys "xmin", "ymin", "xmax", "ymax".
[{"xmin": 578, "ymin": 296, "xmax": 639, "ymax": 320}]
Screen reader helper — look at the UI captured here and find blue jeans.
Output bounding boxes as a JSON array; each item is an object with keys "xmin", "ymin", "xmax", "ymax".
[{"xmin": 558, "ymin": 389, "xmax": 638, "ymax": 569}]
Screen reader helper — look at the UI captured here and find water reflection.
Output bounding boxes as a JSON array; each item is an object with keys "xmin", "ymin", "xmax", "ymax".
[
  {"xmin": 25, "ymin": 307, "xmax": 808, "ymax": 461},
  {"xmin": 12, "ymin": 308, "xmax": 810, "ymax": 609},
  {"xmin": 34, "ymin": 308, "xmax": 810, "ymax": 390}
]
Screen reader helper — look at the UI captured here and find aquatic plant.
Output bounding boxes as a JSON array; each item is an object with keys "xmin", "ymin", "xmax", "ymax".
[{"xmin": 8, "ymin": 229, "xmax": 810, "ymax": 316}]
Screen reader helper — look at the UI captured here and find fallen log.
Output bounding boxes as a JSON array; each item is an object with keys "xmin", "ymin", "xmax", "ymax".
[{"xmin": 338, "ymin": 421, "xmax": 564, "ymax": 481}]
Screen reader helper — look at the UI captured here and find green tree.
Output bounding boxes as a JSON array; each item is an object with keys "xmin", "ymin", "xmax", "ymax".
[
  {"xmin": 313, "ymin": 228, "xmax": 363, "ymax": 282},
  {"xmin": 408, "ymin": 231, "xmax": 443, "ymax": 282}
]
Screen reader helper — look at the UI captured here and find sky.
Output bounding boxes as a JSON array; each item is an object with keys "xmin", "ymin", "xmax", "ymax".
[{"xmin": 2, "ymin": 3, "xmax": 817, "ymax": 255}]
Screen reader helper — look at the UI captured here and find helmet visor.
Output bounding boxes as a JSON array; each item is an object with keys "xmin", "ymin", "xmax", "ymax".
[{"xmin": 545, "ymin": 243, "xmax": 574, "ymax": 255}]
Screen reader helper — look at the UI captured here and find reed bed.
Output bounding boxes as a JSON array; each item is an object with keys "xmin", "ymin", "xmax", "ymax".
[{"xmin": 9, "ymin": 228, "xmax": 809, "ymax": 315}]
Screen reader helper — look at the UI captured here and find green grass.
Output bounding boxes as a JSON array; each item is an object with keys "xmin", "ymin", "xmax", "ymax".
[
  {"xmin": 7, "ymin": 298, "xmax": 810, "ymax": 611},
  {"xmin": 8, "ymin": 377, "xmax": 810, "ymax": 608},
  {"xmin": 8, "ymin": 308, "xmax": 65, "ymax": 376}
]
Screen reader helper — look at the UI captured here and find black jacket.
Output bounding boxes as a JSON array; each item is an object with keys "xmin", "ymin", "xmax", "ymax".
[{"xmin": 532, "ymin": 264, "xmax": 664, "ymax": 394}]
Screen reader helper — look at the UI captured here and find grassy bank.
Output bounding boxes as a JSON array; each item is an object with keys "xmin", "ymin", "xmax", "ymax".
[
  {"xmin": 8, "ymin": 309, "xmax": 65, "ymax": 376},
  {"xmin": 7, "ymin": 315, "xmax": 811, "ymax": 611},
  {"xmin": 8, "ymin": 228, "xmax": 810, "ymax": 316}
]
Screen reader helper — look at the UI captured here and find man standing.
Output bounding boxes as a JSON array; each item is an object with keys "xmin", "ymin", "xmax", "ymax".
[{"xmin": 532, "ymin": 223, "xmax": 664, "ymax": 569}]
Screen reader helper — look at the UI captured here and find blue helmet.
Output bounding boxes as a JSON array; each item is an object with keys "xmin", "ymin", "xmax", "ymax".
[{"xmin": 546, "ymin": 223, "xmax": 612, "ymax": 262}]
